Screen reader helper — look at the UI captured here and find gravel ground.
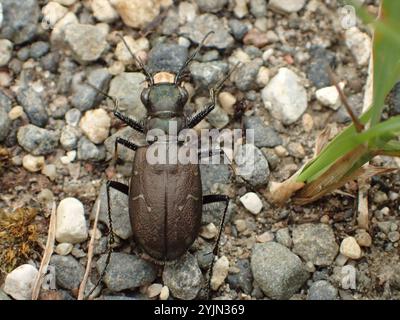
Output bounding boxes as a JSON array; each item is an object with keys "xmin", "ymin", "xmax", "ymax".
[{"xmin": 1, "ymin": 0, "xmax": 400, "ymax": 300}]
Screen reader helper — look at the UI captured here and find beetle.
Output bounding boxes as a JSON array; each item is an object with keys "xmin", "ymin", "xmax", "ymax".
[{"xmin": 91, "ymin": 33, "xmax": 235, "ymax": 296}]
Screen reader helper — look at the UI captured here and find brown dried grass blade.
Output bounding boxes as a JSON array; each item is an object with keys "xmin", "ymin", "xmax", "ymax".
[
  {"xmin": 78, "ymin": 199, "xmax": 101, "ymax": 300},
  {"xmin": 267, "ymin": 170, "xmax": 305, "ymax": 206},
  {"xmin": 31, "ymin": 201, "xmax": 56, "ymax": 300}
]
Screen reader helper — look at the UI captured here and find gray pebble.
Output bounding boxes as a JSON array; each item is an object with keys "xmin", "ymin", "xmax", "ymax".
[
  {"xmin": 197, "ymin": 0, "xmax": 228, "ymax": 13},
  {"xmin": 30, "ymin": 41, "xmax": 50, "ymax": 59},
  {"xmin": 201, "ymin": 50, "xmax": 220, "ymax": 62},
  {"xmin": 77, "ymin": 137, "xmax": 106, "ymax": 161},
  {"xmin": 233, "ymin": 59, "xmax": 263, "ymax": 91},
  {"xmin": 17, "ymin": 47, "xmax": 31, "ymax": 61},
  {"xmin": 180, "ymin": 14, "xmax": 234, "ymax": 50},
  {"xmin": 0, "ymin": 0, "xmax": 39, "ymax": 44},
  {"xmin": 17, "ymin": 124, "xmax": 59, "ymax": 155},
  {"xmin": 243, "ymin": 116, "xmax": 282, "ymax": 148},
  {"xmin": 234, "ymin": 144, "xmax": 270, "ymax": 187},
  {"xmin": 8, "ymin": 58, "xmax": 22, "ymax": 74},
  {"xmin": 147, "ymin": 43, "xmax": 188, "ymax": 74},
  {"xmin": 60, "ymin": 125, "xmax": 80, "ymax": 151},
  {"xmin": 207, "ymin": 105, "xmax": 229, "ymax": 128},
  {"xmin": 292, "ymin": 223, "xmax": 339, "ymax": 266},
  {"xmin": 96, "ymin": 252, "xmax": 157, "ymax": 292},
  {"xmin": 92, "ymin": 181, "xmax": 132, "ymax": 240},
  {"xmin": 251, "ymin": 242, "xmax": 309, "ymax": 299},
  {"xmin": 190, "ymin": 61, "xmax": 229, "ymax": 88},
  {"xmin": 163, "ymin": 253, "xmax": 202, "ymax": 300},
  {"xmin": 41, "ymin": 52, "xmax": 60, "ymax": 72},
  {"xmin": 0, "ymin": 105, "xmax": 10, "ymax": 142},
  {"xmin": 276, "ymin": 228, "xmax": 292, "ymax": 248},
  {"xmin": 196, "ymin": 246, "xmax": 214, "ymax": 270},
  {"xmin": 335, "ymin": 94, "xmax": 363, "ymax": 124},
  {"xmin": 307, "ymin": 280, "xmax": 338, "ymax": 300},
  {"xmin": 17, "ymin": 87, "xmax": 48, "ymax": 127},
  {"xmin": 250, "ymin": 0, "xmax": 267, "ymax": 17},
  {"xmin": 228, "ymin": 19, "xmax": 249, "ymax": 41},
  {"xmin": 0, "ymin": 39, "xmax": 13, "ymax": 67},
  {"xmin": 0, "ymin": 91, "xmax": 12, "ymax": 112},
  {"xmin": 50, "ymin": 255, "xmax": 84, "ymax": 290},
  {"xmin": 307, "ymin": 46, "xmax": 336, "ymax": 89},
  {"xmin": 108, "ymin": 73, "xmax": 147, "ymax": 121},
  {"xmin": 161, "ymin": 9, "xmax": 180, "ymax": 36},
  {"xmin": 235, "ymin": 259, "xmax": 253, "ymax": 294},
  {"xmin": 65, "ymin": 108, "xmax": 82, "ymax": 127}
]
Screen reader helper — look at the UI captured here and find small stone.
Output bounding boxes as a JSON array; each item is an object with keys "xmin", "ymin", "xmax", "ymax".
[
  {"xmin": 56, "ymin": 197, "xmax": 88, "ymax": 244},
  {"xmin": 388, "ymin": 231, "xmax": 400, "ymax": 243},
  {"xmin": 315, "ymin": 83, "xmax": 345, "ymax": 110},
  {"xmin": 233, "ymin": 0, "xmax": 248, "ymax": 18},
  {"xmin": 17, "ymin": 88, "xmax": 48, "ymax": 127},
  {"xmin": 54, "ymin": 0, "xmax": 77, "ymax": 5},
  {"xmin": 190, "ymin": 61, "xmax": 229, "ymax": 88},
  {"xmin": 41, "ymin": 164, "xmax": 57, "ymax": 181},
  {"xmin": 256, "ymin": 231, "xmax": 274, "ymax": 243},
  {"xmin": 162, "ymin": 253, "xmax": 202, "ymax": 300},
  {"xmin": 355, "ymin": 231, "xmax": 372, "ymax": 247},
  {"xmin": 228, "ymin": 19, "xmax": 249, "ymax": 41},
  {"xmin": 30, "ymin": 41, "xmax": 50, "ymax": 59},
  {"xmin": 234, "ymin": 144, "xmax": 270, "ymax": 187},
  {"xmin": 235, "ymin": 219, "xmax": 247, "ymax": 233},
  {"xmin": 3, "ymin": 264, "xmax": 38, "ymax": 300},
  {"xmin": 147, "ymin": 43, "xmax": 188, "ymax": 75},
  {"xmin": 115, "ymin": 36, "xmax": 149, "ymax": 64},
  {"xmin": 49, "ymin": 96, "xmax": 70, "ymax": 119},
  {"xmin": 71, "ymin": 247, "xmax": 86, "ymax": 258},
  {"xmin": 22, "ymin": 154, "xmax": 44, "ymax": 172},
  {"xmin": 256, "ymin": 66, "xmax": 270, "ymax": 87},
  {"xmin": 345, "ymin": 27, "xmax": 371, "ymax": 66},
  {"xmin": 287, "ymin": 142, "xmax": 305, "ymax": 159},
  {"xmin": 250, "ymin": 0, "xmax": 267, "ymax": 17},
  {"xmin": 334, "ymin": 253, "xmax": 348, "ymax": 266},
  {"xmin": 0, "ymin": 0, "xmax": 39, "ymax": 44},
  {"xmin": 200, "ymin": 223, "xmax": 218, "ymax": 240},
  {"xmin": 65, "ymin": 24, "xmax": 107, "ymax": 63},
  {"xmin": 218, "ymin": 92, "xmax": 236, "ymax": 115},
  {"xmin": 0, "ymin": 39, "xmax": 13, "ymax": 67},
  {"xmin": 97, "ymin": 252, "xmax": 156, "ymax": 291},
  {"xmin": 60, "ymin": 125, "xmax": 80, "ymax": 150},
  {"xmin": 159, "ymin": 286, "xmax": 169, "ymax": 300},
  {"xmin": 0, "ymin": 105, "xmax": 10, "ymax": 142},
  {"xmin": 17, "ymin": 125, "xmax": 59, "ymax": 155},
  {"xmin": 79, "ymin": 109, "xmax": 111, "ymax": 144},
  {"xmin": 269, "ymin": 0, "xmax": 306, "ymax": 14},
  {"xmin": 55, "ymin": 243, "xmax": 73, "ymax": 256},
  {"xmin": 233, "ymin": 59, "xmax": 263, "ymax": 91},
  {"xmin": 240, "ymin": 192, "xmax": 263, "ymax": 215},
  {"xmin": 243, "ymin": 28, "xmax": 269, "ymax": 48},
  {"xmin": 77, "ymin": 137, "xmax": 106, "ymax": 161},
  {"xmin": 211, "ymin": 256, "xmax": 229, "ymax": 290},
  {"xmin": 307, "ymin": 280, "xmax": 338, "ymax": 300},
  {"xmin": 292, "ymin": 223, "xmax": 339, "ymax": 266},
  {"xmin": 178, "ymin": 2, "xmax": 198, "ymax": 24},
  {"xmin": 92, "ymin": 0, "xmax": 119, "ymax": 23},
  {"xmin": 50, "ymin": 255, "xmax": 84, "ymax": 290},
  {"xmin": 307, "ymin": 46, "xmax": 336, "ymax": 89},
  {"xmin": 147, "ymin": 283, "xmax": 163, "ymax": 298},
  {"xmin": 374, "ymin": 190, "xmax": 388, "ymax": 204},
  {"xmin": 262, "ymin": 68, "xmax": 308, "ymax": 125},
  {"xmin": 41, "ymin": 52, "xmax": 60, "ymax": 72},
  {"xmin": 340, "ymin": 237, "xmax": 362, "ymax": 260},
  {"xmin": 251, "ymin": 242, "xmax": 309, "ymax": 299},
  {"xmin": 197, "ymin": 0, "xmax": 228, "ymax": 13},
  {"xmin": 108, "ymin": 73, "xmax": 147, "ymax": 120},
  {"xmin": 207, "ymin": 105, "xmax": 229, "ymax": 129},
  {"xmin": 276, "ymin": 228, "xmax": 292, "ymax": 248},
  {"xmin": 243, "ymin": 116, "xmax": 282, "ymax": 148},
  {"xmin": 50, "ymin": 12, "xmax": 79, "ymax": 47},
  {"xmin": 42, "ymin": 2, "xmax": 68, "ymax": 28},
  {"xmin": 302, "ymin": 113, "xmax": 314, "ymax": 132},
  {"xmin": 180, "ymin": 13, "xmax": 234, "ymax": 49}
]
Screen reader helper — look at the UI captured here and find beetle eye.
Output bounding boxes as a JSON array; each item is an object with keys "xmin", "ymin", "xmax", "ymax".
[
  {"xmin": 178, "ymin": 87, "xmax": 188, "ymax": 105},
  {"xmin": 141, "ymin": 88, "xmax": 150, "ymax": 106}
]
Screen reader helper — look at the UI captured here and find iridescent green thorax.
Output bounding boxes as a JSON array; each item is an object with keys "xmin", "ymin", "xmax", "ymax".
[{"xmin": 148, "ymin": 84, "xmax": 182, "ymax": 115}]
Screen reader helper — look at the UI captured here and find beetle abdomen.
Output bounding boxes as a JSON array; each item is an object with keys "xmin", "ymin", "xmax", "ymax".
[{"xmin": 129, "ymin": 147, "xmax": 202, "ymax": 261}]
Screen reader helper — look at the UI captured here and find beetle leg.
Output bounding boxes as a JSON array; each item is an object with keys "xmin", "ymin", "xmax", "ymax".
[
  {"xmin": 202, "ymin": 194, "xmax": 229, "ymax": 299},
  {"xmin": 114, "ymin": 137, "xmax": 139, "ymax": 163},
  {"xmin": 88, "ymin": 181, "xmax": 129, "ymax": 298}
]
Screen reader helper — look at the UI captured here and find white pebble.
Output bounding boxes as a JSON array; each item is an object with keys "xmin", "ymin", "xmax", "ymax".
[
  {"xmin": 4, "ymin": 264, "xmax": 39, "ymax": 300},
  {"xmin": 55, "ymin": 243, "xmax": 73, "ymax": 256},
  {"xmin": 269, "ymin": 0, "xmax": 306, "ymax": 13},
  {"xmin": 22, "ymin": 154, "xmax": 45, "ymax": 173},
  {"xmin": 56, "ymin": 198, "xmax": 88, "ymax": 244},
  {"xmin": 42, "ymin": 2, "xmax": 68, "ymax": 28},
  {"xmin": 147, "ymin": 283, "xmax": 163, "ymax": 298},
  {"xmin": 239, "ymin": 192, "xmax": 263, "ymax": 215},
  {"xmin": 340, "ymin": 237, "xmax": 362, "ymax": 260},
  {"xmin": 0, "ymin": 39, "xmax": 13, "ymax": 67},
  {"xmin": 218, "ymin": 92, "xmax": 236, "ymax": 115},
  {"xmin": 200, "ymin": 223, "xmax": 218, "ymax": 240},
  {"xmin": 41, "ymin": 164, "xmax": 57, "ymax": 181},
  {"xmin": 315, "ymin": 83, "xmax": 345, "ymax": 110},
  {"xmin": 92, "ymin": 0, "xmax": 119, "ymax": 22},
  {"xmin": 53, "ymin": 0, "xmax": 77, "ymax": 5},
  {"xmin": 211, "ymin": 256, "xmax": 229, "ymax": 291},
  {"xmin": 79, "ymin": 109, "xmax": 111, "ymax": 144},
  {"xmin": 345, "ymin": 27, "xmax": 371, "ymax": 66},
  {"xmin": 256, "ymin": 66, "xmax": 270, "ymax": 87},
  {"xmin": 159, "ymin": 286, "xmax": 169, "ymax": 300}
]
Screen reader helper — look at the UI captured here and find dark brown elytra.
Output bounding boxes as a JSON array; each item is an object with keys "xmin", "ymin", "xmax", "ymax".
[{"xmin": 88, "ymin": 33, "xmax": 236, "ymax": 298}]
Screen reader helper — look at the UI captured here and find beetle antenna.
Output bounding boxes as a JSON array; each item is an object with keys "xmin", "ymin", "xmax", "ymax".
[
  {"xmin": 117, "ymin": 34, "xmax": 154, "ymax": 85},
  {"xmin": 175, "ymin": 31, "xmax": 215, "ymax": 84}
]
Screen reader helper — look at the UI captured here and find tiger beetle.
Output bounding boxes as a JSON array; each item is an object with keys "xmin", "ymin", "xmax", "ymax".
[{"xmin": 89, "ymin": 32, "xmax": 238, "ymax": 299}]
